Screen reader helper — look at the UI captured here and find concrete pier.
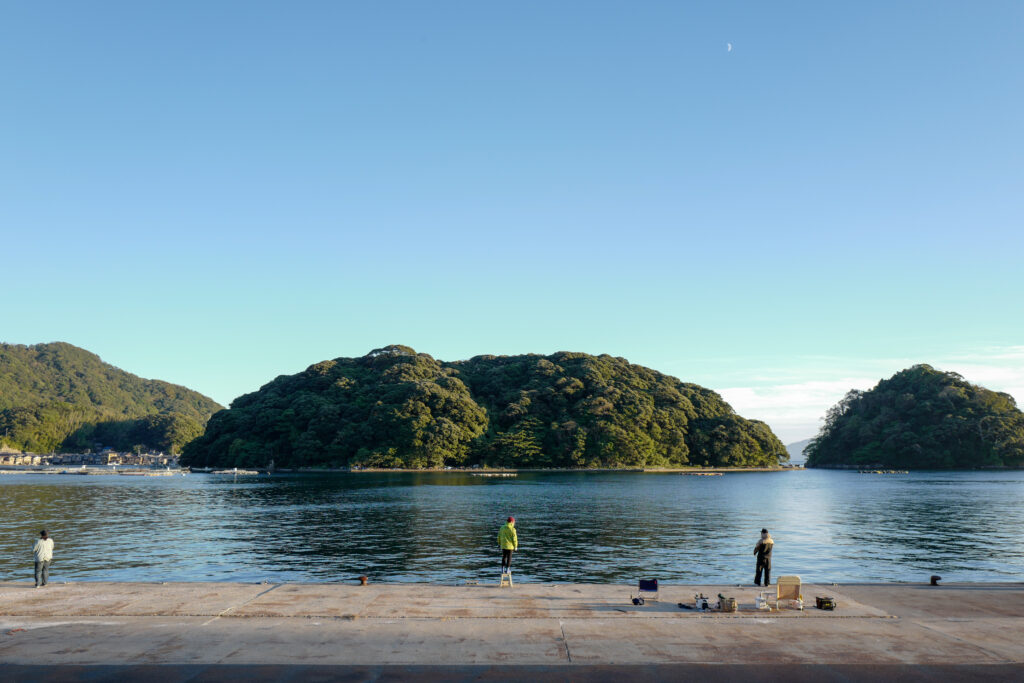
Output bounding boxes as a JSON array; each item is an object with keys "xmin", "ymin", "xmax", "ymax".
[{"xmin": 1, "ymin": 581, "xmax": 1022, "ymax": 680}]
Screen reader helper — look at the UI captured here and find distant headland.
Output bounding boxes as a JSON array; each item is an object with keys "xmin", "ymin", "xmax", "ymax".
[
  {"xmin": 806, "ymin": 364, "xmax": 1024, "ymax": 469},
  {"xmin": 181, "ymin": 345, "xmax": 788, "ymax": 470},
  {"xmin": 0, "ymin": 342, "xmax": 221, "ymax": 456}
]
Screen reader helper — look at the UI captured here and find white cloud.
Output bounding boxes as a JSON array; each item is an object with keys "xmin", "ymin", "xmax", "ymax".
[
  {"xmin": 935, "ymin": 346, "xmax": 1024, "ymax": 401},
  {"xmin": 720, "ymin": 378, "xmax": 877, "ymax": 444},
  {"xmin": 717, "ymin": 347, "xmax": 1024, "ymax": 444}
]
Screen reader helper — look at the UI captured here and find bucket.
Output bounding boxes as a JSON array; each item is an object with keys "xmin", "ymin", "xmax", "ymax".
[{"xmin": 721, "ymin": 597, "xmax": 737, "ymax": 612}]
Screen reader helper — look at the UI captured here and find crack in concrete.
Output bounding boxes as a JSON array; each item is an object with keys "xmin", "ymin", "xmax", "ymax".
[
  {"xmin": 202, "ymin": 583, "xmax": 282, "ymax": 627},
  {"xmin": 559, "ymin": 620, "xmax": 572, "ymax": 662}
]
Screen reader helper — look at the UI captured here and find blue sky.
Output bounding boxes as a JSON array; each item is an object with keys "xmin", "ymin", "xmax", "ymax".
[{"xmin": 2, "ymin": 2, "xmax": 1022, "ymax": 442}]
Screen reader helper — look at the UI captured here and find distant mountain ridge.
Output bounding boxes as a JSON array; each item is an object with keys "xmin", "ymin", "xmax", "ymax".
[
  {"xmin": 785, "ymin": 438, "xmax": 812, "ymax": 464},
  {"xmin": 0, "ymin": 342, "xmax": 222, "ymax": 453}
]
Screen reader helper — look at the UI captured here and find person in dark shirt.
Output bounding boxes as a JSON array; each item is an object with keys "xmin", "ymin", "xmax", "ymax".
[{"xmin": 754, "ymin": 528, "xmax": 774, "ymax": 586}]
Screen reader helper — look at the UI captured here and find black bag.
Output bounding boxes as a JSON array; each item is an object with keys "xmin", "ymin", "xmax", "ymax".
[{"xmin": 815, "ymin": 596, "xmax": 837, "ymax": 610}]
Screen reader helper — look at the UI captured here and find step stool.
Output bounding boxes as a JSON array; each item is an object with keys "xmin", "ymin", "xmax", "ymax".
[{"xmin": 500, "ymin": 567, "xmax": 513, "ymax": 587}]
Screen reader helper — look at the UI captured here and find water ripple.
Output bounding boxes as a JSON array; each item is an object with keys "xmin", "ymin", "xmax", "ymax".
[{"xmin": 1, "ymin": 470, "xmax": 1022, "ymax": 583}]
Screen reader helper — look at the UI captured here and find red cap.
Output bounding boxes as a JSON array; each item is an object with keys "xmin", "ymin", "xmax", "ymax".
[{"xmin": 508, "ymin": 516, "xmax": 515, "ymax": 523}]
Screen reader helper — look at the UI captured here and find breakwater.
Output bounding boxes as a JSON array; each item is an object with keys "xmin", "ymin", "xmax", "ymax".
[{"xmin": 0, "ymin": 581, "xmax": 1022, "ymax": 674}]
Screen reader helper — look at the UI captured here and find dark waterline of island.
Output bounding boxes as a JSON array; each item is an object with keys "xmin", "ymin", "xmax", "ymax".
[{"xmin": 2, "ymin": 469, "xmax": 1022, "ymax": 584}]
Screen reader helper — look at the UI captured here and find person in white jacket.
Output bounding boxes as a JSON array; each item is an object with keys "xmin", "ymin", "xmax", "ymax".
[{"xmin": 33, "ymin": 530, "xmax": 54, "ymax": 588}]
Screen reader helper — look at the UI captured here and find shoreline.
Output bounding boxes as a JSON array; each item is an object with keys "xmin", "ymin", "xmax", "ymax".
[
  {"xmin": 9, "ymin": 463, "xmax": 1024, "ymax": 475},
  {"xmin": 0, "ymin": 465, "xmax": 804, "ymax": 475},
  {"xmin": 1, "ymin": 581, "xmax": 1022, "ymax": 676},
  {"xmin": 0, "ymin": 466, "xmax": 187, "ymax": 476},
  {"xmin": 193, "ymin": 465, "xmax": 803, "ymax": 474}
]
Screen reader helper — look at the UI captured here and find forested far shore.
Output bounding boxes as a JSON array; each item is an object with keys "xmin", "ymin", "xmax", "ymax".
[
  {"xmin": 0, "ymin": 342, "xmax": 222, "ymax": 454},
  {"xmin": 7, "ymin": 342, "xmax": 1024, "ymax": 472},
  {"xmin": 182, "ymin": 345, "xmax": 789, "ymax": 470},
  {"xmin": 806, "ymin": 364, "xmax": 1024, "ymax": 469}
]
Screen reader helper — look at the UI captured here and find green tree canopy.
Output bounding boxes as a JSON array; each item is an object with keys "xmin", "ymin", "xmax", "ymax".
[
  {"xmin": 183, "ymin": 346, "xmax": 788, "ymax": 469},
  {"xmin": 0, "ymin": 342, "xmax": 221, "ymax": 453},
  {"xmin": 805, "ymin": 364, "xmax": 1024, "ymax": 469}
]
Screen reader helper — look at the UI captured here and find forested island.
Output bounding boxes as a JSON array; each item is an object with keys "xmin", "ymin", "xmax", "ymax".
[
  {"xmin": 10, "ymin": 344, "xmax": 1020, "ymax": 471},
  {"xmin": 182, "ymin": 345, "xmax": 788, "ymax": 470},
  {"xmin": 806, "ymin": 364, "xmax": 1024, "ymax": 469},
  {"xmin": 0, "ymin": 342, "xmax": 222, "ymax": 454}
]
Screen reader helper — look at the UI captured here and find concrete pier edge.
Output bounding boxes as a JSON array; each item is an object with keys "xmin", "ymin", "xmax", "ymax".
[{"xmin": 1, "ymin": 581, "xmax": 1023, "ymax": 681}]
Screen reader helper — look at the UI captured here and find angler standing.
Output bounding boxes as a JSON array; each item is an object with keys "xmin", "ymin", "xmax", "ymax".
[
  {"xmin": 754, "ymin": 528, "xmax": 773, "ymax": 586},
  {"xmin": 498, "ymin": 516, "xmax": 518, "ymax": 575},
  {"xmin": 33, "ymin": 530, "xmax": 54, "ymax": 588}
]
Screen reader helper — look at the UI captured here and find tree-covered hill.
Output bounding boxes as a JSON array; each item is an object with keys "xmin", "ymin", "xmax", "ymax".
[
  {"xmin": 0, "ymin": 342, "xmax": 223, "ymax": 454},
  {"xmin": 182, "ymin": 345, "xmax": 787, "ymax": 469},
  {"xmin": 805, "ymin": 364, "xmax": 1024, "ymax": 469}
]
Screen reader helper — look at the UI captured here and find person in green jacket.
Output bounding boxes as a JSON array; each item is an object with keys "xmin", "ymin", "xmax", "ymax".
[{"xmin": 498, "ymin": 516, "xmax": 518, "ymax": 573}]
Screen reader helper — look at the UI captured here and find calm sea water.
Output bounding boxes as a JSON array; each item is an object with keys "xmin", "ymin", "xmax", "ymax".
[{"xmin": 1, "ymin": 470, "xmax": 1022, "ymax": 584}]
